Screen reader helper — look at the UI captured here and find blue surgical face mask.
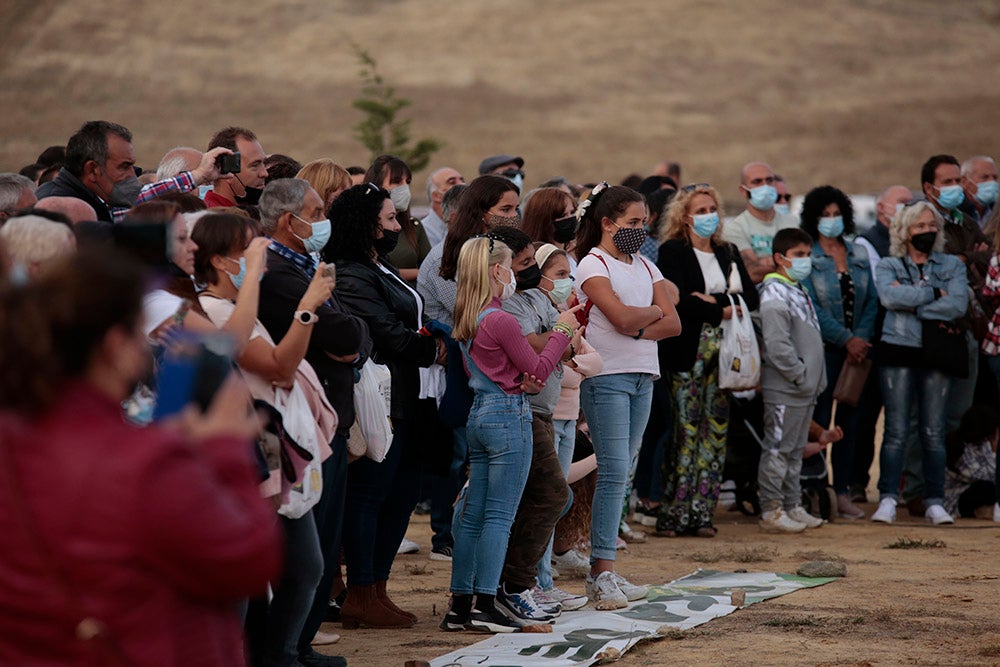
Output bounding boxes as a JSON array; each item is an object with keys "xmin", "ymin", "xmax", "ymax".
[
  {"xmin": 508, "ymin": 173, "xmax": 524, "ymax": 192},
  {"xmin": 198, "ymin": 184, "xmax": 213, "ymax": 200},
  {"xmin": 542, "ymin": 277, "xmax": 574, "ymax": 304},
  {"xmin": 691, "ymin": 212, "xmax": 719, "ymax": 239},
  {"xmin": 894, "ymin": 203, "xmax": 905, "ymax": 217},
  {"xmin": 224, "ymin": 256, "xmax": 263, "ymax": 289},
  {"xmin": 975, "ymin": 180, "xmax": 999, "ymax": 206},
  {"xmin": 782, "ymin": 255, "xmax": 812, "ymax": 282},
  {"xmin": 292, "ymin": 214, "xmax": 331, "ymax": 254},
  {"xmin": 817, "ymin": 215, "xmax": 844, "ymax": 238},
  {"xmin": 935, "ymin": 184, "xmax": 964, "ymax": 210},
  {"xmin": 745, "ymin": 184, "xmax": 778, "ymax": 211},
  {"xmin": 8, "ymin": 261, "xmax": 29, "ymax": 286},
  {"xmin": 774, "ymin": 203, "xmax": 791, "ymax": 216}
]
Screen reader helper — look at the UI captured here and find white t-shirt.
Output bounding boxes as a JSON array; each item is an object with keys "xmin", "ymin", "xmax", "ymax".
[
  {"xmin": 723, "ymin": 209, "xmax": 798, "ymax": 258},
  {"xmin": 141, "ymin": 289, "xmax": 183, "ymax": 337},
  {"xmin": 694, "ymin": 248, "xmax": 727, "ymax": 294},
  {"xmin": 576, "ymin": 247, "xmax": 664, "ymax": 378}
]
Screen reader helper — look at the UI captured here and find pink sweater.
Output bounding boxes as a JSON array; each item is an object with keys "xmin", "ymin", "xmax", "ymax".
[{"xmin": 468, "ymin": 297, "xmax": 569, "ymax": 393}]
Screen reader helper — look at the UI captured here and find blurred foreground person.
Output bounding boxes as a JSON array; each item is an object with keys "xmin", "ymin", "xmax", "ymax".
[{"xmin": 0, "ymin": 249, "xmax": 281, "ymax": 666}]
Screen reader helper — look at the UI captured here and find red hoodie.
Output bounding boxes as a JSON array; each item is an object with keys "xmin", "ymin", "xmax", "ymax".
[{"xmin": 0, "ymin": 382, "xmax": 281, "ymax": 666}]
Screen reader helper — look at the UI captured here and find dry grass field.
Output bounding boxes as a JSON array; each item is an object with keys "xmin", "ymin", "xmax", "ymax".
[{"xmin": 2, "ymin": 0, "xmax": 1000, "ymax": 208}]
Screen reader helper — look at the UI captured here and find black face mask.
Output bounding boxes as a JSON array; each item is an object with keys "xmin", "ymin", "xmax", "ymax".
[
  {"xmin": 553, "ymin": 215, "xmax": 578, "ymax": 244},
  {"xmin": 910, "ymin": 231, "xmax": 937, "ymax": 254},
  {"xmin": 516, "ymin": 263, "xmax": 542, "ymax": 290},
  {"xmin": 236, "ymin": 186, "xmax": 263, "ymax": 207},
  {"xmin": 374, "ymin": 229, "xmax": 400, "ymax": 256}
]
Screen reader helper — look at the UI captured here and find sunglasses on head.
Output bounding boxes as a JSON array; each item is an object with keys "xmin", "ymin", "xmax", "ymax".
[{"xmin": 680, "ymin": 183, "xmax": 711, "ymax": 193}]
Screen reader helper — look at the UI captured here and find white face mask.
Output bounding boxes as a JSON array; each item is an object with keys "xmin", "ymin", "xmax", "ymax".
[
  {"xmin": 389, "ymin": 184, "xmax": 411, "ymax": 211},
  {"xmin": 498, "ymin": 266, "xmax": 516, "ymax": 301}
]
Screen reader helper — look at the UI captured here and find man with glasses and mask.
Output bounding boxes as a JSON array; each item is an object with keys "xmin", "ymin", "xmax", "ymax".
[
  {"xmin": 205, "ymin": 126, "xmax": 269, "ymax": 208},
  {"xmin": 479, "ymin": 154, "xmax": 525, "ymax": 193},
  {"xmin": 722, "ymin": 161, "xmax": 797, "ymax": 284},
  {"xmin": 36, "ymin": 121, "xmax": 138, "ymax": 223}
]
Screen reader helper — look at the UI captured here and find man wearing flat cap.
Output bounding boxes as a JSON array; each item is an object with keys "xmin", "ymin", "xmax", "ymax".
[{"xmin": 479, "ymin": 154, "xmax": 525, "ymax": 193}]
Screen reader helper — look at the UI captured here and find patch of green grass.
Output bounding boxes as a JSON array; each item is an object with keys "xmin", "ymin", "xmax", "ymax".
[{"xmin": 883, "ymin": 537, "xmax": 946, "ymax": 550}]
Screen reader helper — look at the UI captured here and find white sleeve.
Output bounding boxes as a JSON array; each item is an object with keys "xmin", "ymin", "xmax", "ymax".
[{"xmin": 141, "ymin": 290, "xmax": 183, "ymax": 337}]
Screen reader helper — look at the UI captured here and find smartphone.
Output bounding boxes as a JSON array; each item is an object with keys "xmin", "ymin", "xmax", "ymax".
[
  {"xmin": 217, "ymin": 152, "xmax": 242, "ymax": 174},
  {"xmin": 152, "ymin": 333, "xmax": 236, "ymax": 420}
]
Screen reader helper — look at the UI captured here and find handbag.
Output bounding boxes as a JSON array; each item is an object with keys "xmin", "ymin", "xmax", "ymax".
[
  {"xmin": 718, "ymin": 294, "xmax": 761, "ymax": 390},
  {"xmin": 921, "ymin": 319, "xmax": 968, "ymax": 378},
  {"xmin": 832, "ymin": 357, "xmax": 872, "ymax": 407},
  {"xmin": 352, "ymin": 358, "xmax": 394, "ymax": 462}
]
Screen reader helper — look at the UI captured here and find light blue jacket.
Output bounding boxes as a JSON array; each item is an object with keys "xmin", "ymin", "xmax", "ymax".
[
  {"xmin": 803, "ymin": 240, "xmax": 879, "ymax": 347},
  {"xmin": 875, "ymin": 252, "xmax": 968, "ymax": 348}
]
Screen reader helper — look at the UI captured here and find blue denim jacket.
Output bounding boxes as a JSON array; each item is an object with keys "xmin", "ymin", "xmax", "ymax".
[
  {"xmin": 875, "ymin": 252, "xmax": 968, "ymax": 348},
  {"xmin": 802, "ymin": 239, "xmax": 879, "ymax": 347}
]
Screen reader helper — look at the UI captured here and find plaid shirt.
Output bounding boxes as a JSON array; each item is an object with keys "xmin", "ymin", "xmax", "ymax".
[
  {"xmin": 981, "ymin": 253, "xmax": 1000, "ymax": 355},
  {"xmin": 110, "ymin": 172, "xmax": 197, "ymax": 223},
  {"xmin": 268, "ymin": 239, "xmax": 317, "ymax": 277}
]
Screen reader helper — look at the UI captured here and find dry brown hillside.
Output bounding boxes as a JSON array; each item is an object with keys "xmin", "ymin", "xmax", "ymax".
[{"xmin": 1, "ymin": 0, "xmax": 999, "ymax": 206}]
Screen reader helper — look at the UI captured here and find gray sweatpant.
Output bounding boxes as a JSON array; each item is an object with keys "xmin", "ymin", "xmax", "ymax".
[{"xmin": 757, "ymin": 402, "xmax": 815, "ymax": 512}]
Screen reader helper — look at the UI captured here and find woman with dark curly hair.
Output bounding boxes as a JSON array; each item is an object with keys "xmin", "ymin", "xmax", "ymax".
[
  {"xmin": 365, "ymin": 155, "xmax": 430, "ymax": 285},
  {"xmin": 321, "ymin": 184, "xmax": 445, "ymax": 630},
  {"xmin": 798, "ymin": 185, "xmax": 879, "ymax": 519}
]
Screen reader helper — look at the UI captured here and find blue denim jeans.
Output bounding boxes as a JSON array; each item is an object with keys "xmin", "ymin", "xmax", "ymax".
[
  {"xmin": 264, "ymin": 512, "xmax": 323, "ymax": 667},
  {"xmin": 580, "ymin": 373, "xmax": 654, "ymax": 562},
  {"xmin": 450, "ymin": 393, "xmax": 533, "ymax": 595},
  {"xmin": 536, "ymin": 418, "xmax": 576, "ymax": 591},
  {"xmin": 878, "ymin": 365, "xmax": 950, "ymax": 506}
]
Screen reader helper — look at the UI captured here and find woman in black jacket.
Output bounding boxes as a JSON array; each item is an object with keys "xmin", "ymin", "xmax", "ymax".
[
  {"xmin": 654, "ymin": 184, "xmax": 758, "ymax": 537},
  {"xmin": 322, "ymin": 184, "xmax": 445, "ymax": 629}
]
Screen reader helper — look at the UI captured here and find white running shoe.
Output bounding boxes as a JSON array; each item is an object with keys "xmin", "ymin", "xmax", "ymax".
[
  {"xmin": 551, "ymin": 548, "xmax": 590, "ymax": 576},
  {"xmin": 925, "ymin": 504, "xmax": 954, "ymax": 525},
  {"xmin": 871, "ymin": 498, "xmax": 897, "ymax": 524},
  {"xmin": 611, "ymin": 572, "xmax": 648, "ymax": 601},
  {"xmin": 396, "ymin": 538, "xmax": 420, "ymax": 554},
  {"xmin": 585, "ymin": 571, "xmax": 627, "ymax": 610},
  {"xmin": 758, "ymin": 508, "xmax": 806, "ymax": 533},
  {"xmin": 495, "ymin": 584, "xmax": 556, "ymax": 626},
  {"xmin": 533, "ymin": 586, "xmax": 587, "ymax": 612},
  {"xmin": 786, "ymin": 505, "xmax": 825, "ymax": 528}
]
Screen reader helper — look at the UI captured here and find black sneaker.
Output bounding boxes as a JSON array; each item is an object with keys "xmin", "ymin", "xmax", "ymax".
[
  {"xmin": 439, "ymin": 609, "xmax": 468, "ymax": 632},
  {"xmin": 429, "ymin": 545, "xmax": 453, "ymax": 562},
  {"xmin": 464, "ymin": 604, "xmax": 521, "ymax": 633}
]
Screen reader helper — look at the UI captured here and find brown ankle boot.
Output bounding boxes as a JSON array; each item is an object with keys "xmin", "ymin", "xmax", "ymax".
[
  {"xmin": 375, "ymin": 579, "xmax": 417, "ymax": 623},
  {"xmin": 340, "ymin": 583, "xmax": 414, "ymax": 629}
]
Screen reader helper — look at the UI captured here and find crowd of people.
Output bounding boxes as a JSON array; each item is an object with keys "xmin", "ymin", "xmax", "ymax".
[{"xmin": 0, "ymin": 120, "xmax": 998, "ymax": 666}]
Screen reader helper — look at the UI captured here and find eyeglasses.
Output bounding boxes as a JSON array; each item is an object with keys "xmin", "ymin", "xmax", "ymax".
[
  {"xmin": 902, "ymin": 197, "xmax": 927, "ymax": 207},
  {"xmin": 680, "ymin": 183, "xmax": 711, "ymax": 193}
]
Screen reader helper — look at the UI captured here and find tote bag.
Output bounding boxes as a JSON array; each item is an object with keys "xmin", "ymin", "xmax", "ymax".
[
  {"xmin": 352, "ymin": 358, "xmax": 394, "ymax": 462},
  {"xmin": 272, "ymin": 382, "xmax": 323, "ymax": 519},
  {"xmin": 718, "ymin": 294, "xmax": 761, "ymax": 390}
]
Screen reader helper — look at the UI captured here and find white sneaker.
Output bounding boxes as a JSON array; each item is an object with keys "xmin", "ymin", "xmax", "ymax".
[
  {"xmin": 611, "ymin": 572, "xmax": 648, "ymax": 601},
  {"xmin": 758, "ymin": 508, "xmax": 806, "ymax": 533},
  {"xmin": 534, "ymin": 585, "xmax": 588, "ymax": 612},
  {"xmin": 786, "ymin": 505, "xmax": 825, "ymax": 528},
  {"xmin": 994, "ymin": 502, "xmax": 1000, "ymax": 523},
  {"xmin": 551, "ymin": 548, "xmax": 590, "ymax": 576},
  {"xmin": 585, "ymin": 571, "xmax": 627, "ymax": 610},
  {"xmin": 719, "ymin": 479, "xmax": 737, "ymax": 510},
  {"xmin": 925, "ymin": 504, "xmax": 954, "ymax": 525},
  {"xmin": 396, "ymin": 538, "xmax": 420, "ymax": 554},
  {"xmin": 871, "ymin": 498, "xmax": 897, "ymax": 524}
]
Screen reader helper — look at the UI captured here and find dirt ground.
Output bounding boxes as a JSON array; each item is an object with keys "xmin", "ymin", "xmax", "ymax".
[{"xmin": 315, "ymin": 500, "xmax": 1000, "ymax": 667}]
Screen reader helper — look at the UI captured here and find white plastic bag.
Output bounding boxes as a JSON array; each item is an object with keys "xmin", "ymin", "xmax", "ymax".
[
  {"xmin": 718, "ymin": 294, "xmax": 760, "ymax": 390},
  {"xmin": 272, "ymin": 382, "xmax": 324, "ymax": 519},
  {"xmin": 353, "ymin": 358, "xmax": 394, "ymax": 462}
]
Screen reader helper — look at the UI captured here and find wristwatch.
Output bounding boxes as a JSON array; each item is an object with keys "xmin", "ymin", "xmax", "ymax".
[{"xmin": 294, "ymin": 310, "xmax": 318, "ymax": 325}]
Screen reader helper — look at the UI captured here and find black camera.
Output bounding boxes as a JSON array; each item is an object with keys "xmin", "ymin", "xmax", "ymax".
[{"xmin": 217, "ymin": 152, "xmax": 241, "ymax": 174}]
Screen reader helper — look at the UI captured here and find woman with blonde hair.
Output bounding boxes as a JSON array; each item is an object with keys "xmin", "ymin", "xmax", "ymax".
[
  {"xmin": 296, "ymin": 159, "xmax": 353, "ymax": 211},
  {"xmin": 654, "ymin": 184, "xmax": 757, "ymax": 537},
  {"xmin": 871, "ymin": 200, "xmax": 968, "ymax": 526},
  {"xmin": 441, "ymin": 235, "xmax": 579, "ymax": 634}
]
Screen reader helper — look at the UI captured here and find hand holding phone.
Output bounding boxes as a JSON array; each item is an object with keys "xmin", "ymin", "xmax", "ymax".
[
  {"xmin": 152, "ymin": 333, "xmax": 236, "ymax": 420},
  {"xmin": 300, "ymin": 263, "xmax": 335, "ymax": 313},
  {"xmin": 217, "ymin": 152, "xmax": 242, "ymax": 175}
]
